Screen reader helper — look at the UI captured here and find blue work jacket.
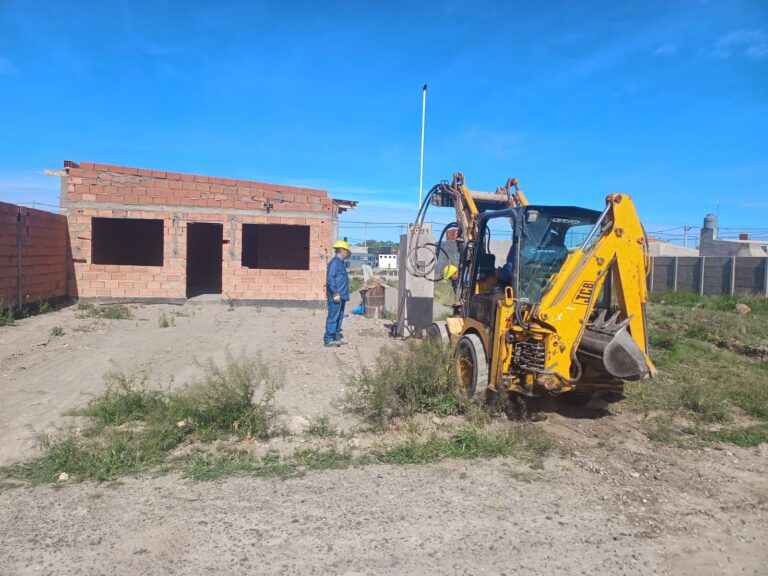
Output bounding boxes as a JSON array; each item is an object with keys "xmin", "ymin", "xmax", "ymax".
[{"xmin": 326, "ymin": 255, "xmax": 350, "ymax": 301}]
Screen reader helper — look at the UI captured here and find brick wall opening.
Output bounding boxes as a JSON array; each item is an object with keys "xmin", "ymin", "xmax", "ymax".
[
  {"xmin": 242, "ymin": 224, "xmax": 310, "ymax": 270},
  {"xmin": 91, "ymin": 217, "xmax": 164, "ymax": 266},
  {"xmin": 187, "ymin": 222, "xmax": 223, "ymax": 297}
]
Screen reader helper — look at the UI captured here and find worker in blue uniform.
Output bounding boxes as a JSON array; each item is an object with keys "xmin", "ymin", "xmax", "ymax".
[{"xmin": 324, "ymin": 240, "xmax": 351, "ymax": 347}]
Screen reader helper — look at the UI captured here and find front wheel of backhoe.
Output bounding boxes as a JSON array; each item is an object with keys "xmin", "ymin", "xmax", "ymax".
[{"xmin": 454, "ymin": 334, "xmax": 489, "ymax": 399}]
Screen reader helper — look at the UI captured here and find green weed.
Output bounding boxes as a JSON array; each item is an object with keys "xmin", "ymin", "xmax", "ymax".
[
  {"xmin": 349, "ymin": 276, "xmax": 363, "ymax": 294},
  {"xmin": 184, "ymin": 449, "xmax": 298, "ymax": 481},
  {"xmin": 76, "ymin": 300, "xmax": 132, "ymax": 319},
  {"xmin": 701, "ymin": 424, "xmax": 768, "ymax": 447},
  {"xmin": 50, "ymin": 325, "xmax": 64, "ymax": 337},
  {"xmin": 6, "ymin": 428, "xmax": 176, "ymax": 483},
  {"xmin": 367, "ymin": 426, "xmax": 552, "ymax": 465},
  {"xmin": 626, "ymin": 298, "xmax": 768, "ymax": 446},
  {"xmin": 91, "ymin": 304, "xmax": 132, "ymax": 320},
  {"xmin": 158, "ymin": 313, "xmax": 172, "ymax": 328},
  {"xmin": 4, "ymin": 354, "xmax": 285, "ymax": 483},
  {"xmin": 306, "ymin": 415, "xmax": 338, "ymax": 438},
  {"xmin": 294, "ymin": 447, "xmax": 353, "ymax": 470},
  {"xmin": 347, "ymin": 339, "xmax": 465, "ymax": 429},
  {"xmin": 649, "ymin": 290, "xmax": 768, "ymax": 314},
  {"xmin": 0, "ymin": 299, "xmax": 15, "ymax": 327}
]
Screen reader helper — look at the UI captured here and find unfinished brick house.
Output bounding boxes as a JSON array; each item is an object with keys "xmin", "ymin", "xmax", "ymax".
[{"xmin": 59, "ymin": 161, "xmax": 355, "ymax": 304}]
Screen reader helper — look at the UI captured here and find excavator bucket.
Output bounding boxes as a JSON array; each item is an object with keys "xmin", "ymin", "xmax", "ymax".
[{"xmin": 577, "ymin": 311, "xmax": 650, "ymax": 381}]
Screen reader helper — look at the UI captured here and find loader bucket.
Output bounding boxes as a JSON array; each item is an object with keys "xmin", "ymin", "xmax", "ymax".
[{"xmin": 577, "ymin": 311, "xmax": 650, "ymax": 381}]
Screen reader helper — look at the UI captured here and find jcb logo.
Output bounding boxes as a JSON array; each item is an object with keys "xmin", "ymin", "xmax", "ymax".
[{"xmin": 572, "ymin": 281, "xmax": 594, "ymax": 305}]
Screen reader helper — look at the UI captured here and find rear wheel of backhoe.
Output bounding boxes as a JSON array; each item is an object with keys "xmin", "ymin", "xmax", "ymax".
[
  {"xmin": 454, "ymin": 334, "xmax": 489, "ymax": 399},
  {"xmin": 426, "ymin": 321, "xmax": 449, "ymax": 347}
]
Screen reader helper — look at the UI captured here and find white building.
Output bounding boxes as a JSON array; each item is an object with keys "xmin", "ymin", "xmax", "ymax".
[{"xmin": 378, "ymin": 254, "xmax": 398, "ymax": 270}]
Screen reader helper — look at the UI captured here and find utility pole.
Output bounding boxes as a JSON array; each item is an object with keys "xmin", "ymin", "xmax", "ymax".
[
  {"xmin": 683, "ymin": 225, "xmax": 692, "ymax": 247},
  {"xmin": 419, "ymin": 83, "xmax": 427, "ymax": 208}
]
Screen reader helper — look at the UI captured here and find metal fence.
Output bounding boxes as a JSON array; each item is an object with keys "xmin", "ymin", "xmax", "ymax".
[{"xmin": 649, "ymin": 256, "xmax": 768, "ymax": 297}]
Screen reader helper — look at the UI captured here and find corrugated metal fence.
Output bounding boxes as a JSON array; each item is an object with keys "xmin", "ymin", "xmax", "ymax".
[{"xmin": 649, "ymin": 256, "xmax": 768, "ymax": 297}]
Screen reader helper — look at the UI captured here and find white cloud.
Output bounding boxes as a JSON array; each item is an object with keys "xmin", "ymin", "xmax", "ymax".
[
  {"xmin": 0, "ymin": 56, "xmax": 17, "ymax": 75},
  {"xmin": 713, "ymin": 29, "xmax": 767, "ymax": 60},
  {"xmin": 654, "ymin": 42, "xmax": 677, "ymax": 57},
  {"xmin": 745, "ymin": 43, "xmax": 768, "ymax": 60}
]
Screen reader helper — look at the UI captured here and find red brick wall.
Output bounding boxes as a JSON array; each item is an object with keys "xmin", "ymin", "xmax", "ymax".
[
  {"xmin": 64, "ymin": 162, "xmax": 334, "ymax": 302},
  {"xmin": 0, "ymin": 202, "xmax": 69, "ymax": 308}
]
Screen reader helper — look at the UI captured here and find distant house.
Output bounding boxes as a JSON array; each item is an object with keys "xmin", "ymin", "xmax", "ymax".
[
  {"xmin": 348, "ymin": 253, "xmax": 376, "ymax": 269},
  {"xmin": 647, "ymin": 237, "xmax": 698, "ymax": 257},
  {"xmin": 378, "ymin": 254, "xmax": 398, "ymax": 269},
  {"xmin": 699, "ymin": 214, "xmax": 767, "ymax": 257}
]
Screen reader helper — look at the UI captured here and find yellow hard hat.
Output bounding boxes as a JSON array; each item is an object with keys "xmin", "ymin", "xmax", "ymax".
[
  {"xmin": 443, "ymin": 264, "xmax": 459, "ymax": 279},
  {"xmin": 332, "ymin": 240, "xmax": 350, "ymax": 251}
]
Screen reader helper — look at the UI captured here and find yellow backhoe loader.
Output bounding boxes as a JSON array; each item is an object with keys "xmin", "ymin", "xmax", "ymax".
[{"xmin": 421, "ymin": 173, "xmax": 656, "ymax": 408}]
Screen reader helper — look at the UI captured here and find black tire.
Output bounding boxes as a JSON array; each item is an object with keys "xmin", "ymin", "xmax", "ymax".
[
  {"xmin": 454, "ymin": 334, "xmax": 489, "ymax": 399},
  {"xmin": 426, "ymin": 321, "xmax": 449, "ymax": 347}
]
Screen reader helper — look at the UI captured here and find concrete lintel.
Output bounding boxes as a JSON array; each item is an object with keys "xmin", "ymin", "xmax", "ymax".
[{"xmin": 64, "ymin": 201, "xmax": 330, "ymax": 221}]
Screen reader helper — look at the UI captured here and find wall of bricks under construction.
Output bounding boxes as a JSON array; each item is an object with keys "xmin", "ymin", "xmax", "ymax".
[
  {"xmin": 64, "ymin": 162, "xmax": 333, "ymax": 302},
  {"xmin": 0, "ymin": 201, "xmax": 70, "ymax": 308}
]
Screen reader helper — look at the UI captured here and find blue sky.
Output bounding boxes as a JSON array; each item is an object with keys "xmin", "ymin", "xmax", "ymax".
[{"xmin": 0, "ymin": 0, "xmax": 766, "ymax": 243}]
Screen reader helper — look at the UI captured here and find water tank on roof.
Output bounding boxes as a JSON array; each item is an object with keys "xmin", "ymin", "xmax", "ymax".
[{"xmin": 703, "ymin": 213, "xmax": 717, "ymax": 230}]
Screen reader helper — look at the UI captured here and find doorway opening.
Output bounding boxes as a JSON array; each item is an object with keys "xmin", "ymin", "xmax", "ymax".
[{"xmin": 186, "ymin": 222, "xmax": 223, "ymax": 298}]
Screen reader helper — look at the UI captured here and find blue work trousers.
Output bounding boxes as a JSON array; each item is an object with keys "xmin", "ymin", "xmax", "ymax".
[{"xmin": 324, "ymin": 299, "xmax": 346, "ymax": 344}]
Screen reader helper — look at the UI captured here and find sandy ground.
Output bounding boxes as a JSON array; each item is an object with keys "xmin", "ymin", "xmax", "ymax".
[
  {"xmin": 1, "ymin": 303, "xmax": 767, "ymax": 576},
  {"xmin": 0, "ymin": 302, "xmax": 386, "ymax": 466}
]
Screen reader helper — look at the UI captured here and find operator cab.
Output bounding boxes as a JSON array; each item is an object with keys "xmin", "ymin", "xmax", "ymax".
[{"xmin": 461, "ymin": 205, "xmax": 601, "ymax": 327}]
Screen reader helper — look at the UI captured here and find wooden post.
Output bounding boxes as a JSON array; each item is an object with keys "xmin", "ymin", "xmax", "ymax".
[
  {"xmin": 672, "ymin": 257, "xmax": 678, "ymax": 292},
  {"xmin": 699, "ymin": 256, "xmax": 706, "ymax": 296},
  {"xmin": 729, "ymin": 257, "xmax": 736, "ymax": 295}
]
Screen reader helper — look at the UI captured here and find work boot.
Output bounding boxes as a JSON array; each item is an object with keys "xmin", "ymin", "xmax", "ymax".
[{"xmin": 324, "ymin": 341, "xmax": 340, "ymax": 348}]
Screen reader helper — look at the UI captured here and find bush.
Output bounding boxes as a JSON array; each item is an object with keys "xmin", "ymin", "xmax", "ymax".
[
  {"xmin": 169, "ymin": 355, "xmax": 283, "ymax": 439},
  {"xmin": 8, "ymin": 354, "xmax": 285, "ymax": 483},
  {"xmin": 84, "ymin": 372, "xmax": 167, "ymax": 426},
  {"xmin": 50, "ymin": 326, "xmax": 64, "ymax": 337},
  {"xmin": 348, "ymin": 339, "xmax": 465, "ymax": 429},
  {"xmin": 307, "ymin": 415, "xmax": 338, "ymax": 438},
  {"xmin": 0, "ymin": 300, "xmax": 14, "ymax": 327}
]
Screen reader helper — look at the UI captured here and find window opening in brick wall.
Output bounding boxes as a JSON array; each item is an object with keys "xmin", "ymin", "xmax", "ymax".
[
  {"xmin": 242, "ymin": 224, "xmax": 310, "ymax": 270},
  {"xmin": 91, "ymin": 217, "xmax": 164, "ymax": 266}
]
